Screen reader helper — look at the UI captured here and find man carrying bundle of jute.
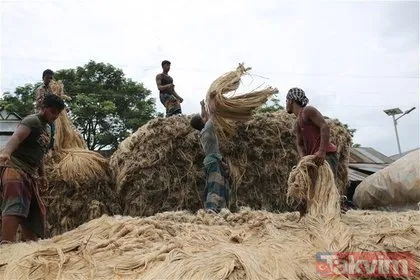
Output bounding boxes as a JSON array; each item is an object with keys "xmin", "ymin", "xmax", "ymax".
[
  {"xmin": 190, "ymin": 64, "xmax": 278, "ymax": 213},
  {"xmin": 190, "ymin": 94, "xmax": 230, "ymax": 214},
  {"xmin": 35, "ymin": 69, "xmax": 57, "ymax": 150},
  {"xmin": 286, "ymin": 88, "xmax": 338, "ymax": 175},
  {"xmin": 286, "ymin": 87, "xmax": 342, "ymax": 217},
  {"xmin": 35, "ymin": 69, "xmax": 71, "ymax": 150},
  {"xmin": 0, "ymin": 95, "xmax": 66, "ymax": 244}
]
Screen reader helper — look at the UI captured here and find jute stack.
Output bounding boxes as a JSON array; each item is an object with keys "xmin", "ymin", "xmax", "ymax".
[
  {"xmin": 1, "ymin": 208, "xmax": 418, "ymax": 279},
  {"xmin": 110, "ymin": 111, "xmax": 352, "ymax": 217},
  {"xmin": 43, "ymin": 81, "xmax": 121, "ymax": 237}
]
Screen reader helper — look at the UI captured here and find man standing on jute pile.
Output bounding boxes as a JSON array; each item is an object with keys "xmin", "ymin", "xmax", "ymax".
[
  {"xmin": 190, "ymin": 92, "xmax": 230, "ymax": 214},
  {"xmin": 0, "ymin": 95, "xmax": 66, "ymax": 244},
  {"xmin": 35, "ymin": 69, "xmax": 56, "ymax": 150},
  {"xmin": 286, "ymin": 88, "xmax": 338, "ymax": 175},
  {"xmin": 156, "ymin": 60, "xmax": 184, "ymax": 117},
  {"xmin": 286, "ymin": 87, "xmax": 341, "ymax": 215}
]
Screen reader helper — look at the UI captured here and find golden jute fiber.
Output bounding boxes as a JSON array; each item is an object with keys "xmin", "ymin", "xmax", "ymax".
[
  {"xmin": 110, "ymin": 111, "xmax": 352, "ymax": 218},
  {"xmin": 42, "ymin": 81, "xmax": 121, "ymax": 237},
  {"xmin": 1, "ymin": 209, "xmax": 418, "ymax": 279},
  {"xmin": 205, "ymin": 63, "xmax": 278, "ymax": 137}
]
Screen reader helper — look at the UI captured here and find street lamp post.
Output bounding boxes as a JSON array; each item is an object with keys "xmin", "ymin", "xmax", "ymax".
[{"xmin": 384, "ymin": 107, "xmax": 416, "ymax": 156}]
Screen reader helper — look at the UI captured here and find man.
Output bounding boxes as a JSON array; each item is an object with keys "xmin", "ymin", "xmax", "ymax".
[
  {"xmin": 286, "ymin": 87, "xmax": 338, "ymax": 177},
  {"xmin": 286, "ymin": 88, "xmax": 343, "ymax": 216},
  {"xmin": 35, "ymin": 69, "xmax": 56, "ymax": 150},
  {"xmin": 0, "ymin": 94, "xmax": 66, "ymax": 244},
  {"xmin": 156, "ymin": 60, "xmax": 184, "ymax": 117},
  {"xmin": 190, "ymin": 93, "xmax": 229, "ymax": 214}
]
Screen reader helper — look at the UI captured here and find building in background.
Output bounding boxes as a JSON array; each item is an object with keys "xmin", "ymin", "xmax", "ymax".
[
  {"xmin": 0, "ymin": 107, "xmax": 21, "ymax": 148},
  {"xmin": 346, "ymin": 147, "xmax": 394, "ymax": 202}
]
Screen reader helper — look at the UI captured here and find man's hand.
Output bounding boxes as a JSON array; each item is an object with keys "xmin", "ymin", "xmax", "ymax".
[
  {"xmin": 0, "ymin": 153, "xmax": 11, "ymax": 166},
  {"xmin": 200, "ymin": 100, "xmax": 205, "ymax": 107},
  {"xmin": 39, "ymin": 176, "xmax": 48, "ymax": 192},
  {"xmin": 314, "ymin": 150, "xmax": 326, "ymax": 166},
  {"xmin": 297, "ymin": 200, "xmax": 307, "ymax": 221}
]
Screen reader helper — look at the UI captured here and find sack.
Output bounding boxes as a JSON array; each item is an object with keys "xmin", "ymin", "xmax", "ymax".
[{"xmin": 353, "ymin": 150, "xmax": 420, "ymax": 210}]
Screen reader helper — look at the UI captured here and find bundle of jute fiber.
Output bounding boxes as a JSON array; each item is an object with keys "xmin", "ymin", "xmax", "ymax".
[
  {"xmin": 109, "ymin": 110, "xmax": 352, "ymax": 217},
  {"xmin": 42, "ymin": 149, "xmax": 121, "ymax": 237},
  {"xmin": 287, "ymin": 155, "xmax": 341, "ymax": 218},
  {"xmin": 40, "ymin": 80, "xmax": 121, "ymax": 237},
  {"xmin": 1, "ymin": 209, "xmax": 419, "ymax": 279},
  {"xmin": 49, "ymin": 80, "xmax": 87, "ymax": 150},
  {"xmin": 205, "ymin": 63, "xmax": 278, "ymax": 137}
]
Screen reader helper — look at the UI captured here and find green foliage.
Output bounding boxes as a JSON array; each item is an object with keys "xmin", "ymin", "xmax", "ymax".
[
  {"xmin": 0, "ymin": 84, "xmax": 39, "ymax": 117},
  {"xmin": 0, "ymin": 61, "xmax": 158, "ymax": 150},
  {"xmin": 54, "ymin": 61, "xmax": 158, "ymax": 150},
  {"xmin": 258, "ymin": 96, "xmax": 284, "ymax": 113}
]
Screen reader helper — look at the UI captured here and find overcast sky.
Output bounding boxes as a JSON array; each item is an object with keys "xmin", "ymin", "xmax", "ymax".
[{"xmin": 1, "ymin": 0, "xmax": 419, "ymax": 156}]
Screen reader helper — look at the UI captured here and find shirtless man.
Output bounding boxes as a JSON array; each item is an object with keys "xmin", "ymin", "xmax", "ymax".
[{"xmin": 156, "ymin": 60, "xmax": 184, "ymax": 117}]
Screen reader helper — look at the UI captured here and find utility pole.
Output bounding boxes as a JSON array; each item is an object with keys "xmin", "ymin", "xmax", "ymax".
[{"xmin": 384, "ymin": 107, "xmax": 416, "ymax": 156}]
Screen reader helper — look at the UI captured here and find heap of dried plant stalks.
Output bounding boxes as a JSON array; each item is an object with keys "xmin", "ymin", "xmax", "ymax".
[
  {"xmin": 3, "ymin": 154, "xmax": 417, "ymax": 279},
  {"xmin": 1, "ymin": 208, "xmax": 418, "ymax": 279},
  {"xmin": 42, "ymin": 81, "xmax": 121, "ymax": 237},
  {"xmin": 110, "ymin": 111, "xmax": 352, "ymax": 218}
]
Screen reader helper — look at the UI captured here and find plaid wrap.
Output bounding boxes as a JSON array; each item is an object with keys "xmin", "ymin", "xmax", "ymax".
[
  {"xmin": 0, "ymin": 167, "xmax": 46, "ymax": 238},
  {"xmin": 286, "ymin": 87, "xmax": 309, "ymax": 106},
  {"xmin": 203, "ymin": 155, "xmax": 230, "ymax": 213},
  {"xmin": 159, "ymin": 93, "xmax": 182, "ymax": 117}
]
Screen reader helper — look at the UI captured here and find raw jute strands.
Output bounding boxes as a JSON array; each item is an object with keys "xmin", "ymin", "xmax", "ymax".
[
  {"xmin": 109, "ymin": 112, "xmax": 352, "ymax": 218},
  {"xmin": 1, "ymin": 209, "xmax": 419, "ymax": 279},
  {"xmin": 42, "ymin": 80, "xmax": 120, "ymax": 236},
  {"xmin": 286, "ymin": 155, "xmax": 341, "ymax": 218},
  {"xmin": 49, "ymin": 80, "xmax": 87, "ymax": 151},
  {"xmin": 205, "ymin": 63, "xmax": 278, "ymax": 137}
]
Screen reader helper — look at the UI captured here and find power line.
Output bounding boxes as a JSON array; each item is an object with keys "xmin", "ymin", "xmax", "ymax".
[{"xmin": 2, "ymin": 56, "xmax": 418, "ymax": 79}]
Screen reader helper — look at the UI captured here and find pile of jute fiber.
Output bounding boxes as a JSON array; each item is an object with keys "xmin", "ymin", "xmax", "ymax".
[
  {"xmin": 42, "ymin": 81, "xmax": 121, "ymax": 237},
  {"xmin": 110, "ymin": 110, "xmax": 352, "ymax": 217},
  {"xmin": 1, "ymin": 156, "xmax": 418, "ymax": 279},
  {"xmin": 1, "ymin": 209, "xmax": 418, "ymax": 279}
]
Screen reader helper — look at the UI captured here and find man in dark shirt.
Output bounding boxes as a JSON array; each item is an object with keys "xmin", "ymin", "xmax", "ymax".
[
  {"xmin": 0, "ymin": 94, "xmax": 65, "ymax": 243},
  {"xmin": 156, "ymin": 60, "xmax": 184, "ymax": 117}
]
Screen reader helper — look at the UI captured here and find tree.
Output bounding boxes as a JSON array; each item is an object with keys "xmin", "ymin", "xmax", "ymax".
[
  {"xmin": 0, "ymin": 84, "xmax": 39, "ymax": 117},
  {"xmin": 342, "ymin": 123, "xmax": 356, "ymax": 138},
  {"xmin": 258, "ymin": 96, "xmax": 284, "ymax": 113},
  {"xmin": 54, "ymin": 61, "xmax": 157, "ymax": 150},
  {"xmin": 0, "ymin": 61, "xmax": 158, "ymax": 150}
]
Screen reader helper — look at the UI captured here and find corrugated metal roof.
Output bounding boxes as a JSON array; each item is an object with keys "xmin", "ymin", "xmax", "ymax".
[
  {"xmin": 350, "ymin": 148, "xmax": 375, "ymax": 163},
  {"xmin": 348, "ymin": 163, "xmax": 388, "ymax": 174},
  {"xmin": 348, "ymin": 168, "xmax": 370, "ymax": 182},
  {"xmin": 349, "ymin": 147, "xmax": 394, "ymax": 164}
]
